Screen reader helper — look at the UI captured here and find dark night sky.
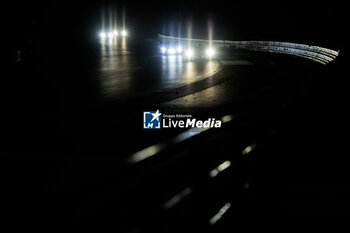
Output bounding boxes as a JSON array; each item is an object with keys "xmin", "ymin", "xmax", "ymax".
[{"xmin": 5, "ymin": 0, "xmax": 347, "ymax": 54}]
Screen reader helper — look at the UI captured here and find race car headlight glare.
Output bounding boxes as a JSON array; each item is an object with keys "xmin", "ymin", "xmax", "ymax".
[
  {"xmin": 185, "ymin": 49, "xmax": 194, "ymax": 58},
  {"xmin": 161, "ymin": 46, "xmax": 167, "ymax": 54},
  {"xmin": 205, "ymin": 48, "xmax": 215, "ymax": 57},
  {"xmin": 176, "ymin": 46, "xmax": 183, "ymax": 53},
  {"xmin": 168, "ymin": 48, "xmax": 175, "ymax": 54}
]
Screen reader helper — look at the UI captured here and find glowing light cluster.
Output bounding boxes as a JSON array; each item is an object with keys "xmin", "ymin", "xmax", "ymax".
[
  {"xmin": 100, "ymin": 30, "xmax": 127, "ymax": 38},
  {"xmin": 185, "ymin": 49, "xmax": 194, "ymax": 58},
  {"xmin": 160, "ymin": 45, "xmax": 215, "ymax": 59},
  {"xmin": 168, "ymin": 48, "xmax": 176, "ymax": 54},
  {"xmin": 161, "ymin": 46, "xmax": 167, "ymax": 54},
  {"xmin": 161, "ymin": 45, "xmax": 183, "ymax": 55},
  {"xmin": 205, "ymin": 48, "xmax": 215, "ymax": 58}
]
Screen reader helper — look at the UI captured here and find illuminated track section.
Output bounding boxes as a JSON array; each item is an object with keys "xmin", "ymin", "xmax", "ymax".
[{"xmin": 159, "ymin": 34, "xmax": 339, "ymax": 65}]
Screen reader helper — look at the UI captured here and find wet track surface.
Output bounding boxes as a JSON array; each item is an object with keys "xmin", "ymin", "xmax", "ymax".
[
  {"xmin": 94, "ymin": 38, "xmax": 222, "ymax": 102},
  {"xmin": 5, "ymin": 38, "xmax": 285, "ymax": 156},
  {"xmin": 3, "ymin": 37, "xmax": 350, "ymax": 232}
]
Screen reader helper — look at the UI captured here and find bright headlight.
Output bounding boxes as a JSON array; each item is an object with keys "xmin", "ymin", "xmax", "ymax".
[
  {"xmin": 205, "ymin": 48, "xmax": 215, "ymax": 57},
  {"xmin": 185, "ymin": 49, "xmax": 194, "ymax": 58},
  {"xmin": 168, "ymin": 48, "xmax": 175, "ymax": 54},
  {"xmin": 108, "ymin": 33, "xmax": 113, "ymax": 38},
  {"xmin": 161, "ymin": 46, "xmax": 167, "ymax": 54},
  {"xmin": 176, "ymin": 46, "xmax": 183, "ymax": 53},
  {"xmin": 100, "ymin": 32, "xmax": 106, "ymax": 38},
  {"xmin": 113, "ymin": 30, "xmax": 118, "ymax": 36},
  {"xmin": 121, "ymin": 30, "xmax": 127, "ymax": 36}
]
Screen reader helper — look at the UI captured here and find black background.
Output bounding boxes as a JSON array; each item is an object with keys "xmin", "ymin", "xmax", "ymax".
[{"xmin": 2, "ymin": 0, "xmax": 349, "ymax": 232}]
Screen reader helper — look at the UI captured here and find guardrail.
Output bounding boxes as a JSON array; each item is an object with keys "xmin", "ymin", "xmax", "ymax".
[{"xmin": 158, "ymin": 34, "xmax": 339, "ymax": 65}]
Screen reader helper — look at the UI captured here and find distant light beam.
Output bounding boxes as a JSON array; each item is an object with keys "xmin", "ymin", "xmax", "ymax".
[
  {"xmin": 161, "ymin": 46, "xmax": 167, "ymax": 54},
  {"xmin": 205, "ymin": 47, "xmax": 215, "ymax": 58},
  {"xmin": 185, "ymin": 49, "xmax": 194, "ymax": 58},
  {"xmin": 176, "ymin": 46, "xmax": 183, "ymax": 53},
  {"xmin": 168, "ymin": 48, "xmax": 175, "ymax": 54},
  {"xmin": 121, "ymin": 30, "xmax": 127, "ymax": 36}
]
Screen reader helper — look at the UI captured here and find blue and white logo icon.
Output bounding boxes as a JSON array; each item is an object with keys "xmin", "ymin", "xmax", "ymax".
[{"xmin": 143, "ymin": 110, "xmax": 162, "ymax": 129}]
